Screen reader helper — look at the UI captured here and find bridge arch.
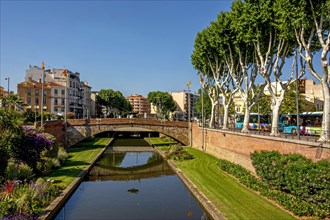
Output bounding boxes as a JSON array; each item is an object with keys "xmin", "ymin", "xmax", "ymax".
[{"xmin": 44, "ymin": 118, "xmax": 189, "ymax": 147}]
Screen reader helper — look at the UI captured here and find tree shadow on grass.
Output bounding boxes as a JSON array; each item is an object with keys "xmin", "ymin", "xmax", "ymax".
[
  {"xmin": 67, "ymin": 145, "xmax": 105, "ymax": 153},
  {"xmin": 43, "ymin": 160, "xmax": 90, "ymax": 183}
]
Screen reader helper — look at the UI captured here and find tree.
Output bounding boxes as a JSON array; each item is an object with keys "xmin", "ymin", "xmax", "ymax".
[
  {"xmin": 280, "ymin": 83, "xmax": 306, "ymax": 114},
  {"xmin": 1, "ymin": 94, "xmax": 25, "ymax": 111},
  {"xmin": 97, "ymin": 89, "xmax": 132, "ymax": 117},
  {"xmin": 225, "ymin": 4, "xmax": 266, "ymax": 133},
  {"xmin": 147, "ymin": 91, "xmax": 176, "ymax": 120},
  {"xmin": 195, "ymin": 88, "xmax": 212, "ymax": 123},
  {"xmin": 285, "ymin": 0, "xmax": 330, "ymax": 142},
  {"xmin": 0, "ymin": 108, "xmax": 24, "ymax": 177},
  {"xmin": 191, "ymin": 12, "xmax": 238, "ymax": 130}
]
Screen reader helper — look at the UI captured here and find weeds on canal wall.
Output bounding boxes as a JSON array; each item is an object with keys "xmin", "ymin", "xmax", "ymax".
[{"xmin": 217, "ymin": 151, "xmax": 330, "ymax": 218}]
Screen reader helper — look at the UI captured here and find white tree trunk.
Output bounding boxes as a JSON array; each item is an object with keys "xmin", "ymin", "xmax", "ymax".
[
  {"xmin": 209, "ymin": 100, "xmax": 217, "ymax": 128},
  {"xmin": 241, "ymin": 104, "xmax": 250, "ymax": 133},
  {"xmin": 270, "ymin": 101, "xmax": 282, "ymax": 136},
  {"xmin": 319, "ymin": 79, "xmax": 330, "ymax": 142},
  {"xmin": 222, "ymin": 104, "xmax": 230, "ymax": 130}
]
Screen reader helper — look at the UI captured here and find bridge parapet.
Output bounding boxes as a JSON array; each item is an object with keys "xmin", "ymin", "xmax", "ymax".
[
  {"xmin": 67, "ymin": 118, "xmax": 188, "ymax": 128},
  {"xmin": 43, "ymin": 118, "xmax": 189, "ymax": 147}
]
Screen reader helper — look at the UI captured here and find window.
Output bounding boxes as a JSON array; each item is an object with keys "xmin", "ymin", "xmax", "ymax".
[
  {"xmin": 61, "ymin": 89, "xmax": 65, "ymax": 95},
  {"xmin": 35, "ymin": 97, "xmax": 39, "ymax": 105},
  {"xmin": 35, "ymin": 89, "xmax": 39, "ymax": 96},
  {"xmin": 54, "ymin": 107, "xmax": 58, "ymax": 112},
  {"xmin": 54, "ymin": 98, "xmax": 58, "ymax": 105},
  {"xmin": 54, "ymin": 89, "xmax": 58, "ymax": 95},
  {"xmin": 61, "ymin": 98, "xmax": 65, "ymax": 105},
  {"xmin": 27, "ymin": 89, "xmax": 31, "ymax": 96},
  {"xmin": 27, "ymin": 97, "xmax": 31, "ymax": 105},
  {"xmin": 43, "ymin": 98, "xmax": 46, "ymax": 105}
]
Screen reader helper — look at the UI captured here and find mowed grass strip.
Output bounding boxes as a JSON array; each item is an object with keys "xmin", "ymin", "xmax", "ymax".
[
  {"xmin": 145, "ymin": 137, "xmax": 177, "ymax": 146},
  {"xmin": 44, "ymin": 137, "xmax": 112, "ymax": 186},
  {"xmin": 174, "ymin": 147, "xmax": 296, "ymax": 220}
]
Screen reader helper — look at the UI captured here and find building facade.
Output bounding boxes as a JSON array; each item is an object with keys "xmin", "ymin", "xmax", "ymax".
[
  {"xmin": 17, "ymin": 79, "xmax": 52, "ymax": 114},
  {"xmin": 171, "ymin": 91, "xmax": 198, "ymax": 121},
  {"xmin": 126, "ymin": 94, "xmax": 151, "ymax": 116},
  {"xmin": 24, "ymin": 65, "xmax": 92, "ymax": 118}
]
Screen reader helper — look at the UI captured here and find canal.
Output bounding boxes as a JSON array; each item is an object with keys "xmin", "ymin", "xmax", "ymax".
[{"xmin": 55, "ymin": 138, "xmax": 209, "ymax": 220}]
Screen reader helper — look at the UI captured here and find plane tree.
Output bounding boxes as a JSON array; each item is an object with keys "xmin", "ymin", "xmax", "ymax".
[
  {"xmin": 276, "ymin": 0, "xmax": 330, "ymax": 142},
  {"xmin": 191, "ymin": 13, "xmax": 237, "ymax": 130},
  {"xmin": 97, "ymin": 89, "xmax": 132, "ymax": 117},
  {"xmin": 147, "ymin": 91, "xmax": 176, "ymax": 121},
  {"xmin": 224, "ymin": 6, "xmax": 266, "ymax": 133}
]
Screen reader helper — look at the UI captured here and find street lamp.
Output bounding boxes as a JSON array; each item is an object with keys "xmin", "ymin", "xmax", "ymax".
[
  {"xmin": 200, "ymin": 76, "xmax": 205, "ymax": 151},
  {"xmin": 4, "ymin": 77, "xmax": 9, "ymax": 93},
  {"xmin": 41, "ymin": 61, "xmax": 45, "ymax": 128}
]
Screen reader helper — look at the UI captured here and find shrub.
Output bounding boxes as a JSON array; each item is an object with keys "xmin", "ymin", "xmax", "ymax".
[
  {"xmin": 250, "ymin": 151, "xmax": 330, "ymax": 218},
  {"xmin": 57, "ymin": 147, "xmax": 69, "ymax": 164},
  {"xmin": 41, "ymin": 133, "xmax": 59, "ymax": 158},
  {"xmin": 11, "ymin": 127, "xmax": 53, "ymax": 171},
  {"xmin": 36, "ymin": 158, "xmax": 61, "ymax": 175},
  {"xmin": 166, "ymin": 146, "xmax": 194, "ymax": 161},
  {"xmin": 5, "ymin": 161, "xmax": 33, "ymax": 181},
  {"xmin": 0, "ymin": 147, "xmax": 9, "ymax": 179},
  {"xmin": 0, "ymin": 179, "xmax": 62, "ymax": 218}
]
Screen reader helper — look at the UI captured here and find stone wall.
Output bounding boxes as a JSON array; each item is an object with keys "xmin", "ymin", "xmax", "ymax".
[
  {"xmin": 191, "ymin": 123, "xmax": 330, "ymax": 173},
  {"xmin": 43, "ymin": 119, "xmax": 189, "ymax": 147}
]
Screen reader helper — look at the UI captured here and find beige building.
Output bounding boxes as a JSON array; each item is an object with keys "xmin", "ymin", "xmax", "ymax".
[
  {"xmin": 126, "ymin": 94, "xmax": 151, "ymax": 116},
  {"xmin": 232, "ymin": 78, "xmax": 324, "ymax": 114},
  {"xmin": 25, "ymin": 65, "xmax": 93, "ymax": 118},
  {"xmin": 170, "ymin": 90, "xmax": 198, "ymax": 121},
  {"xmin": 17, "ymin": 79, "xmax": 52, "ymax": 114}
]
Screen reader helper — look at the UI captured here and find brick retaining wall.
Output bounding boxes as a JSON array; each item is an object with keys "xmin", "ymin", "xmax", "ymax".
[{"xmin": 191, "ymin": 123, "xmax": 330, "ymax": 173}]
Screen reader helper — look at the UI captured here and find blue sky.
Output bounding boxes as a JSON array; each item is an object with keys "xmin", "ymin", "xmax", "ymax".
[{"xmin": 0, "ymin": 0, "xmax": 233, "ymax": 96}]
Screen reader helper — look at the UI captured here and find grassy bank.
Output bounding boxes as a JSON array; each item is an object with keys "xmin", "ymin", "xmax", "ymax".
[
  {"xmin": 145, "ymin": 137, "xmax": 178, "ymax": 146},
  {"xmin": 44, "ymin": 137, "xmax": 112, "ymax": 186},
  {"xmin": 172, "ymin": 147, "xmax": 296, "ymax": 220}
]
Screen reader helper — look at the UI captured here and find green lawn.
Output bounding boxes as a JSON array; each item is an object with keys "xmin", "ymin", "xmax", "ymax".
[
  {"xmin": 173, "ymin": 147, "xmax": 296, "ymax": 220},
  {"xmin": 43, "ymin": 137, "xmax": 112, "ymax": 186},
  {"xmin": 145, "ymin": 137, "xmax": 177, "ymax": 146}
]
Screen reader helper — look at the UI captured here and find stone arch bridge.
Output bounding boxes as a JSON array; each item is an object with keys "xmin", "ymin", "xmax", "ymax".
[{"xmin": 44, "ymin": 118, "xmax": 189, "ymax": 147}]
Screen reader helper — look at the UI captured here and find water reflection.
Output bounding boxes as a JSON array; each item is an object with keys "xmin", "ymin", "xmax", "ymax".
[{"xmin": 55, "ymin": 145, "xmax": 208, "ymax": 220}]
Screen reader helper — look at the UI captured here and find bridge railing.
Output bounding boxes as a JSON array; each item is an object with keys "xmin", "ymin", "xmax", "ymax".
[{"xmin": 66, "ymin": 118, "xmax": 189, "ymax": 128}]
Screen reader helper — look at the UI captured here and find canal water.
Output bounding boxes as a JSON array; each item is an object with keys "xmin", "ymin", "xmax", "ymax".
[{"xmin": 55, "ymin": 138, "xmax": 209, "ymax": 220}]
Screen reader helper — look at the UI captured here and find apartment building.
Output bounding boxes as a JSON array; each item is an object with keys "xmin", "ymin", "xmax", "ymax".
[
  {"xmin": 171, "ymin": 90, "xmax": 198, "ymax": 121},
  {"xmin": 24, "ymin": 65, "xmax": 92, "ymax": 118},
  {"xmin": 126, "ymin": 94, "xmax": 151, "ymax": 116},
  {"xmin": 17, "ymin": 79, "xmax": 52, "ymax": 114}
]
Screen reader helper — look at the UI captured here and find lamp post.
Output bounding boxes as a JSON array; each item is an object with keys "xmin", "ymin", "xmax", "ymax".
[
  {"xmin": 186, "ymin": 81, "xmax": 192, "ymax": 146},
  {"xmin": 40, "ymin": 61, "xmax": 45, "ymax": 129},
  {"xmin": 62, "ymin": 69, "xmax": 68, "ymax": 147},
  {"xmin": 4, "ymin": 77, "xmax": 9, "ymax": 93},
  {"xmin": 295, "ymin": 51, "xmax": 300, "ymax": 140},
  {"xmin": 200, "ymin": 76, "xmax": 205, "ymax": 151}
]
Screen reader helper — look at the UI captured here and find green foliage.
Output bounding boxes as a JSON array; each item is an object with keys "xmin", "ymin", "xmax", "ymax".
[
  {"xmin": 250, "ymin": 150, "xmax": 330, "ymax": 218},
  {"xmin": 57, "ymin": 147, "xmax": 69, "ymax": 164},
  {"xmin": 97, "ymin": 89, "xmax": 132, "ymax": 117},
  {"xmin": 37, "ymin": 158, "xmax": 61, "ymax": 175},
  {"xmin": 0, "ymin": 108, "xmax": 24, "ymax": 177},
  {"xmin": 41, "ymin": 133, "xmax": 59, "ymax": 158},
  {"xmin": 5, "ymin": 161, "xmax": 33, "ymax": 181},
  {"xmin": 195, "ymin": 88, "xmax": 212, "ymax": 119},
  {"xmin": 11, "ymin": 127, "xmax": 53, "ymax": 172},
  {"xmin": 280, "ymin": 83, "xmax": 307, "ymax": 114},
  {"xmin": 147, "ymin": 91, "xmax": 176, "ymax": 120},
  {"xmin": 0, "ymin": 179, "xmax": 62, "ymax": 218},
  {"xmin": 166, "ymin": 146, "xmax": 194, "ymax": 161}
]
